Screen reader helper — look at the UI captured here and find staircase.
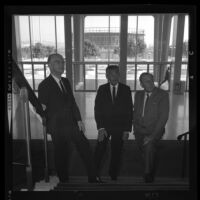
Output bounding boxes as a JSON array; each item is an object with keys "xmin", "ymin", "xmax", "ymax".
[{"xmin": 52, "ymin": 176, "xmax": 189, "ymax": 191}]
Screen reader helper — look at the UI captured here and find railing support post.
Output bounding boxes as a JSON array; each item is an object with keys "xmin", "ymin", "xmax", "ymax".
[
  {"xmin": 20, "ymin": 87, "xmax": 33, "ymax": 190},
  {"xmin": 42, "ymin": 117, "xmax": 49, "ymax": 182}
]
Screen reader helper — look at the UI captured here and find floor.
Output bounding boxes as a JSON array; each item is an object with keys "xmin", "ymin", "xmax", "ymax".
[
  {"xmin": 21, "ymin": 175, "xmax": 189, "ymax": 191},
  {"xmin": 12, "ymin": 91, "xmax": 189, "ymax": 140},
  {"xmin": 74, "ymin": 92, "xmax": 189, "ymax": 140}
]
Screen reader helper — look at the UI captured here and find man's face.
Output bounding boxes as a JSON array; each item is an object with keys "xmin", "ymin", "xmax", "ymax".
[
  {"xmin": 49, "ymin": 55, "xmax": 64, "ymax": 76},
  {"xmin": 140, "ymin": 74, "xmax": 155, "ymax": 92},
  {"xmin": 106, "ymin": 69, "xmax": 120, "ymax": 86}
]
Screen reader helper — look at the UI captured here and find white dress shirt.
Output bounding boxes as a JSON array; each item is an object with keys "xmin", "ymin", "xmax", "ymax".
[
  {"xmin": 109, "ymin": 83, "xmax": 119, "ymax": 102},
  {"xmin": 51, "ymin": 74, "xmax": 63, "ymax": 91}
]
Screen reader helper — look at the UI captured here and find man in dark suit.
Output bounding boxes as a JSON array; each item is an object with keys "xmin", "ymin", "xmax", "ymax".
[
  {"xmin": 94, "ymin": 65, "xmax": 133, "ymax": 182},
  {"xmin": 38, "ymin": 53, "xmax": 99, "ymax": 183},
  {"xmin": 133, "ymin": 72, "xmax": 169, "ymax": 183}
]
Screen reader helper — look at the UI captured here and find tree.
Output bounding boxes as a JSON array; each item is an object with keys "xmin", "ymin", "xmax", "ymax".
[
  {"xmin": 21, "ymin": 43, "xmax": 55, "ymax": 60},
  {"xmin": 114, "ymin": 37, "xmax": 146, "ymax": 57},
  {"xmin": 84, "ymin": 39, "xmax": 99, "ymax": 57}
]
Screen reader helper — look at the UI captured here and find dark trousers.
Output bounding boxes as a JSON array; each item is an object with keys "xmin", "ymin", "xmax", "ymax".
[
  {"xmin": 51, "ymin": 125, "xmax": 96, "ymax": 182},
  {"xmin": 94, "ymin": 131, "xmax": 124, "ymax": 178},
  {"xmin": 134, "ymin": 133, "xmax": 159, "ymax": 175}
]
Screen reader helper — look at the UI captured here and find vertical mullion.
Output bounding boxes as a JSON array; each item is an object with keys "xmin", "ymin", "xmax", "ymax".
[
  {"xmin": 21, "ymin": 63, "xmax": 24, "ymax": 75},
  {"xmin": 135, "ymin": 16, "xmax": 138, "ymax": 63},
  {"xmin": 147, "ymin": 63, "xmax": 149, "ymax": 73},
  {"xmin": 28, "ymin": 16, "xmax": 33, "ymax": 62},
  {"xmin": 55, "ymin": 16, "xmax": 57, "ymax": 53},
  {"xmin": 44, "ymin": 63, "xmax": 47, "ymax": 79},
  {"xmin": 31, "ymin": 63, "xmax": 35, "ymax": 91},
  {"xmin": 135, "ymin": 63, "xmax": 137, "ymax": 91},
  {"xmin": 95, "ymin": 64, "xmax": 98, "ymax": 91},
  {"xmin": 83, "ymin": 64, "xmax": 86, "ymax": 91},
  {"xmin": 108, "ymin": 16, "xmax": 110, "ymax": 62}
]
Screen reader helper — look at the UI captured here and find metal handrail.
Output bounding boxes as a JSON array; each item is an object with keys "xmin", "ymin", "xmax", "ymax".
[
  {"xmin": 12, "ymin": 59, "xmax": 49, "ymax": 187},
  {"xmin": 20, "ymin": 87, "xmax": 33, "ymax": 190},
  {"xmin": 177, "ymin": 131, "xmax": 189, "ymax": 141}
]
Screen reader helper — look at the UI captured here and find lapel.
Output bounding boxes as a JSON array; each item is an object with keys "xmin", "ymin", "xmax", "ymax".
[
  {"xmin": 106, "ymin": 83, "xmax": 113, "ymax": 103},
  {"xmin": 48, "ymin": 75, "xmax": 63, "ymax": 96},
  {"xmin": 147, "ymin": 87, "xmax": 158, "ymax": 103}
]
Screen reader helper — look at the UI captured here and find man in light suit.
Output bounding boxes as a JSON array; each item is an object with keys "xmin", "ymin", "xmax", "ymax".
[
  {"xmin": 94, "ymin": 65, "xmax": 133, "ymax": 182},
  {"xmin": 38, "ymin": 53, "xmax": 99, "ymax": 183},
  {"xmin": 133, "ymin": 72, "xmax": 169, "ymax": 183}
]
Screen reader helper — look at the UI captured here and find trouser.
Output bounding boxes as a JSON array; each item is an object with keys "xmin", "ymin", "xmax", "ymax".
[
  {"xmin": 51, "ymin": 125, "xmax": 96, "ymax": 182},
  {"xmin": 94, "ymin": 131, "xmax": 124, "ymax": 178},
  {"xmin": 134, "ymin": 133, "xmax": 160, "ymax": 175}
]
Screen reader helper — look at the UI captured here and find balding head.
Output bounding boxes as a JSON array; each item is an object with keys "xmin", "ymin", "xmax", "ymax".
[
  {"xmin": 139, "ymin": 72, "xmax": 155, "ymax": 92},
  {"xmin": 47, "ymin": 53, "xmax": 64, "ymax": 78},
  {"xmin": 47, "ymin": 53, "xmax": 64, "ymax": 64}
]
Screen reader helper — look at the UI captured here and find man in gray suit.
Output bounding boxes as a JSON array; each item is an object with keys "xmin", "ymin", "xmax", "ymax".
[{"xmin": 133, "ymin": 72, "xmax": 169, "ymax": 183}]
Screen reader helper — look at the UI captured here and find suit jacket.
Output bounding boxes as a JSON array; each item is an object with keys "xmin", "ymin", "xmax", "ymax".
[
  {"xmin": 94, "ymin": 82, "xmax": 133, "ymax": 133},
  {"xmin": 38, "ymin": 75, "xmax": 81, "ymax": 135},
  {"xmin": 133, "ymin": 87, "xmax": 169, "ymax": 139}
]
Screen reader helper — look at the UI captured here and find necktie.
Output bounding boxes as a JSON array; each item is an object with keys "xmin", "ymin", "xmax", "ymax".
[
  {"xmin": 59, "ymin": 80, "xmax": 66, "ymax": 94},
  {"xmin": 143, "ymin": 93, "xmax": 149, "ymax": 115},
  {"xmin": 112, "ymin": 86, "xmax": 116, "ymax": 103}
]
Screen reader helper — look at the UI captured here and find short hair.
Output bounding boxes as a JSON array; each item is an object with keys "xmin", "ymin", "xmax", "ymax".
[
  {"xmin": 106, "ymin": 65, "xmax": 119, "ymax": 73},
  {"xmin": 47, "ymin": 53, "xmax": 64, "ymax": 64},
  {"xmin": 139, "ymin": 72, "xmax": 154, "ymax": 82}
]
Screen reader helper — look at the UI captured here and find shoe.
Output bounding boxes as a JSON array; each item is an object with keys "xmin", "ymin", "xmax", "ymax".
[
  {"xmin": 88, "ymin": 177, "xmax": 105, "ymax": 183},
  {"xmin": 96, "ymin": 176, "xmax": 106, "ymax": 183},
  {"xmin": 144, "ymin": 173, "xmax": 154, "ymax": 183}
]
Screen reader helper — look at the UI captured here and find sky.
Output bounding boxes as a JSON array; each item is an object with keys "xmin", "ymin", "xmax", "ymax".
[{"xmin": 19, "ymin": 15, "xmax": 188, "ymax": 48}]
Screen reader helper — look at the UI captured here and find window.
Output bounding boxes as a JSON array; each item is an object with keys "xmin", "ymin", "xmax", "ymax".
[{"xmin": 15, "ymin": 15, "xmax": 65, "ymax": 91}]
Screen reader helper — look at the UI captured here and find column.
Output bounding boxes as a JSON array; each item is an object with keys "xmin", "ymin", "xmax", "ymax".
[
  {"xmin": 173, "ymin": 14, "xmax": 185, "ymax": 93},
  {"xmin": 119, "ymin": 14, "xmax": 128, "ymax": 84},
  {"xmin": 64, "ymin": 14, "xmax": 73, "ymax": 88}
]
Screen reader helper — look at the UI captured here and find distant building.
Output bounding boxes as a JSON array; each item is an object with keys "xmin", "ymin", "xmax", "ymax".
[{"xmin": 84, "ymin": 27, "xmax": 145, "ymax": 49}]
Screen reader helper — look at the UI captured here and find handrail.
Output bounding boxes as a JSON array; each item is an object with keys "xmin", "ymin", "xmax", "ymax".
[
  {"xmin": 177, "ymin": 131, "xmax": 189, "ymax": 141},
  {"xmin": 20, "ymin": 87, "xmax": 33, "ymax": 190},
  {"xmin": 12, "ymin": 58, "xmax": 45, "ymax": 118},
  {"xmin": 177, "ymin": 131, "xmax": 189, "ymax": 179},
  {"xmin": 12, "ymin": 58, "xmax": 49, "ymax": 185}
]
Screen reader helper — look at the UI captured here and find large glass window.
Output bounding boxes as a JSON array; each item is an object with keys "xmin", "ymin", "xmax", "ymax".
[
  {"xmin": 127, "ymin": 15, "xmax": 154, "ymax": 90},
  {"xmin": 127, "ymin": 15, "xmax": 154, "ymax": 62},
  {"xmin": 84, "ymin": 16, "xmax": 120, "ymax": 62},
  {"xmin": 16, "ymin": 15, "xmax": 65, "ymax": 91}
]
